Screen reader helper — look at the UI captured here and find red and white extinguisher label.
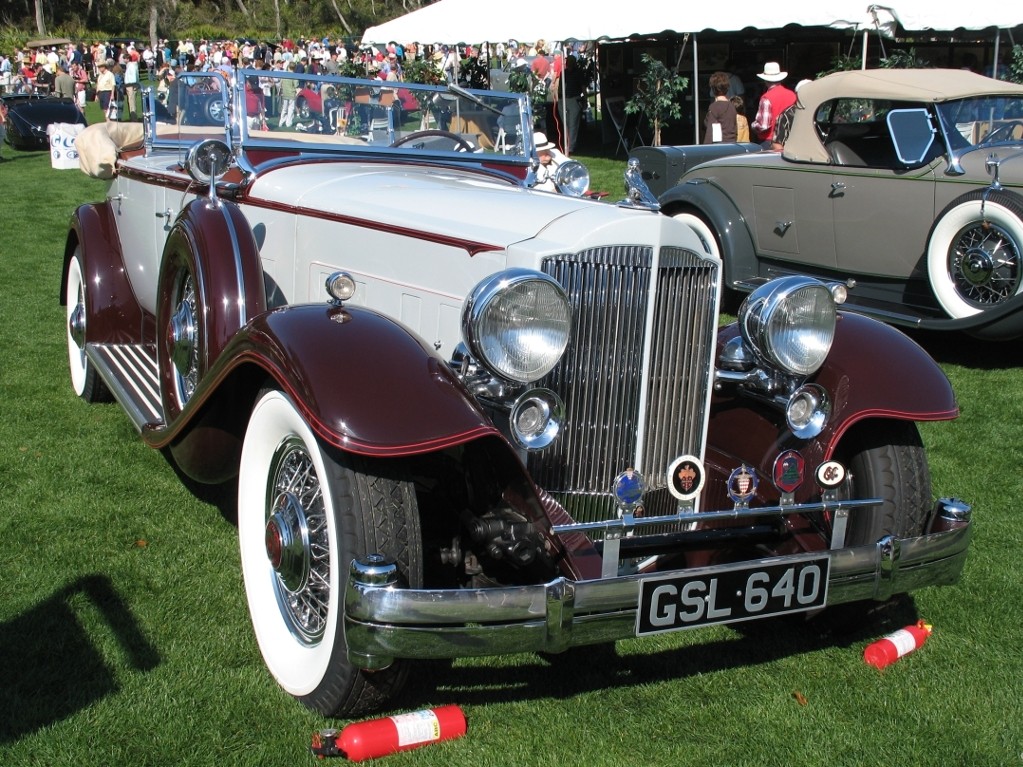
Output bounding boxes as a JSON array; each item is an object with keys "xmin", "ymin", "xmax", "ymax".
[
  {"xmin": 885, "ymin": 628, "xmax": 918, "ymax": 658},
  {"xmin": 390, "ymin": 709, "xmax": 441, "ymax": 747}
]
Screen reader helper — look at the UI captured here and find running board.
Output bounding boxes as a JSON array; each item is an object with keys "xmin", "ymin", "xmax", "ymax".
[{"xmin": 87, "ymin": 343, "xmax": 164, "ymax": 431}]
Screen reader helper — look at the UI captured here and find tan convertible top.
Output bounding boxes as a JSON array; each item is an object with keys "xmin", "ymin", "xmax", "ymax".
[{"xmin": 783, "ymin": 68, "xmax": 1023, "ymax": 164}]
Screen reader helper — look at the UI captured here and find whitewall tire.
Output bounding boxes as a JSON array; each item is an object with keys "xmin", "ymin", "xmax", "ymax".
[
  {"xmin": 238, "ymin": 389, "xmax": 421, "ymax": 716},
  {"xmin": 926, "ymin": 191, "xmax": 1023, "ymax": 318},
  {"xmin": 65, "ymin": 248, "xmax": 109, "ymax": 402}
]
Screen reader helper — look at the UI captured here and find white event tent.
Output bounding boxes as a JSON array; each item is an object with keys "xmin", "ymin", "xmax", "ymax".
[
  {"xmin": 362, "ymin": 1, "xmax": 1021, "ymax": 48},
  {"xmin": 362, "ymin": 1, "xmax": 1021, "ymax": 147}
]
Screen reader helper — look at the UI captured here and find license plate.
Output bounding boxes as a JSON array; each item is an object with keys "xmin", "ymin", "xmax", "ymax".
[{"xmin": 636, "ymin": 554, "xmax": 830, "ymax": 636}]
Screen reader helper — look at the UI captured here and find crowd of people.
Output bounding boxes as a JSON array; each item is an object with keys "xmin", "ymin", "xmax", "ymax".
[
  {"xmin": 0, "ymin": 36, "xmax": 596, "ymax": 151},
  {"xmin": 1, "ymin": 35, "xmax": 801, "ymax": 153}
]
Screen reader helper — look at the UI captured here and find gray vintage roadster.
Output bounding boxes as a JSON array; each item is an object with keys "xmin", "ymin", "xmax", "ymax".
[{"xmin": 641, "ymin": 68, "xmax": 1023, "ymax": 340}]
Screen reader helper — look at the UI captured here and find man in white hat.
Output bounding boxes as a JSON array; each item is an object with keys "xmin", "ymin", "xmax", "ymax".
[{"xmin": 750, "ymin": 61, "xmax": 796, "ymax": 149}]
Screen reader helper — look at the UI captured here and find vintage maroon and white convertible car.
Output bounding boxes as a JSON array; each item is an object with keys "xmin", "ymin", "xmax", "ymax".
[{"xmin": 63, "ymin": 69, "xmax": 971, "ymax": 717}]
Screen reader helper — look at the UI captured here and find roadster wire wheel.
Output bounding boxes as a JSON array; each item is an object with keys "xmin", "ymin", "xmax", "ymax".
[
  {"xmin": 238, "ymin": 389, "xmax": 423, "ymax": 716},
  {"xmin": 64, "ymin": 247, "xmax": 109, "ymax": 403},
  {"xmin": 927, "ymin": 190, "xmax": 1023, "ymax": 318}
]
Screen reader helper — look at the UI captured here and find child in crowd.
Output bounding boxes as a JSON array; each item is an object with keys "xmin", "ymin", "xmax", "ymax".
[{"xmin": 732, "ymin": 96, "xmax": 750, "ymax": 143}]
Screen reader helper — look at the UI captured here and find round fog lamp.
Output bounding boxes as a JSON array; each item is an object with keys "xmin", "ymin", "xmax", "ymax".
[
  {"xmin": 553, "ymin": 160, "xmax": 591, "ymax": 197},
  {"xmin": 509, "ymin": 388, "xmax": 564, "ymax": 450},
  {"xmin": 786, "ymin": 383, "xmax": 830, "ymax": 439}
]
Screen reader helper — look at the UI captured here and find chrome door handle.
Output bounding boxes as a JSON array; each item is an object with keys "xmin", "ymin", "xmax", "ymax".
[{"xmin": 156, "ymin": 208, "xmax": 174, "ymax": 219}]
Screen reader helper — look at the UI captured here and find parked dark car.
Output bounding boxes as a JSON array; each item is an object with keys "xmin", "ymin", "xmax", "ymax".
[
  {"xmin": 2, "ymin": 93, "xmax": 87, "ymax": 151},
  {"xmin": 641, "ymin": 69, "xmax": 1023, "ymax": 340}
]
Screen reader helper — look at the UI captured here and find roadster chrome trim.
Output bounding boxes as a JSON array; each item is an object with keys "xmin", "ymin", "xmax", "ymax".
[{"xmin": 344, "ymin": 513, "xmax": 971, "ymax": 668}]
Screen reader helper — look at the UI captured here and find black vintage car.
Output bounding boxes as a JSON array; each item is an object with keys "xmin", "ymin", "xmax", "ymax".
[{"xmin": 2, "ymin": 93, "xmax": 88, "ymax": 151}]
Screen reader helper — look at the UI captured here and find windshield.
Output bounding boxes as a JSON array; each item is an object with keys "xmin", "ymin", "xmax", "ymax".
[
  {"xmin": 935, "ymin": 96, "xmax": 1023, "ymax": 148},
  {"xmin": 145, "ymin": 68, "xmax": 534, "ymax": 162}
]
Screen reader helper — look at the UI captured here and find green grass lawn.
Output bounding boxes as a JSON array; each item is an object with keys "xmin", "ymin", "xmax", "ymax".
[{"xmin": 0, "ymin": 120, "xmax": 1021, "ymax": 767}]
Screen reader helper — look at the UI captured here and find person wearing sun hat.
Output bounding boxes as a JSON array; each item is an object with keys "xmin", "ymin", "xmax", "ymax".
[
  {"xmin": 532, "ymin": 131, "xmax": 569, "ymax": 192},
  {"xmin": 94, "ymin": 59, "xmax": 117, "ymax": 118},
  {"xmin": 750, "ymin": 61, "xmax": 796, "ymax": 149}
]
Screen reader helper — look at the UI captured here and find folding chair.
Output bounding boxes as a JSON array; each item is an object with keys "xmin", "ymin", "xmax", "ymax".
[{"xmin": 604, "ymin": 96, "xmax": 644, "ymax": 156}]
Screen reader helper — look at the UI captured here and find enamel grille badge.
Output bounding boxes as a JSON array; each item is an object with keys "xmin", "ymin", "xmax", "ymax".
[
  {"xmin": 666, "ymin": 455, "xmax": 705, "ymax": 502},
  {"xmin": 727, "ymin": 464, "xmax": 759, "ymax": 506},
  {"xmin": 773, "ymin": 450, "xmax": 805, "ymax": 494},
  {"xmin": 816, "ymin": 460, "xmax": 846, "ymax": 488}
]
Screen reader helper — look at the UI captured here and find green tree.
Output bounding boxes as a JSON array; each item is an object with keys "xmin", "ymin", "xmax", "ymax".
[
  {"xmin": 624, "ymin": 53, "xmax": 688, "ymax": 147},
  {"xmin": 1007, "ymin": 44, "xmax": 1023, "ymax": 84}
]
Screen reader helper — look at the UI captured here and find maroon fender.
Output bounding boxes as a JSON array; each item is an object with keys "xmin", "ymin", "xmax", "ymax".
[
  {"xmin": 63, "ymin": 203, "xmax": 145, "ymax": 343},
  {"xmin": 147, "ymin": 300, "xmax": 502, "ymax": 483},
  {"xmin": 155, "ymin": 198, "xmax": 268, "ymax": 423},
  {"xmin": 228, "ymin": 303, "xmax": 501, "ymax": 456},
  {"xmin": 708, "ymin": 311, "xmax": 957, "ymax": 502}
]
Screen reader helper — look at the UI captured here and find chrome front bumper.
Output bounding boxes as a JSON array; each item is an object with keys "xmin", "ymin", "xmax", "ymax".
[{"xmin": 343, "ymin": 504, "xmax": 971, "ymax": 669}]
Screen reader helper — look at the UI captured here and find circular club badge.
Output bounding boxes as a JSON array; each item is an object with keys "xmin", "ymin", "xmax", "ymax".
[
  {"xmin": 666, "ymin": 455, "xmax": 705, "ymax": 502},
  {"xmin": 816, "ymin": 460, "xmax": 846, "ymax": 488},
  {"xmin": 726, "ymin": 464, "xmax": 759, "ymax": 504},
  {"xmin": 611, "ymin": 468, "xmax": 646, "ymax": 511}
]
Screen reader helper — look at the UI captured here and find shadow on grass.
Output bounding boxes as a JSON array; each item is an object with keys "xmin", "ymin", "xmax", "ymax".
[
  {"xmin": 904, "ymin": 328, "xmax": 1023, "ymax": 370},
  {"xmin": 0, "ymin": 574, "xmax": 160, "ymax": 743},
  {"xmin": 402, "ymin": 595, "xmax": 918, "ymax": 708}
]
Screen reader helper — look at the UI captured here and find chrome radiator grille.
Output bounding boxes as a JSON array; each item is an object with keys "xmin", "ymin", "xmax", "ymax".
[{"xmin": 529, "ymin": 245, "xmax": 720, "ymax": 523}]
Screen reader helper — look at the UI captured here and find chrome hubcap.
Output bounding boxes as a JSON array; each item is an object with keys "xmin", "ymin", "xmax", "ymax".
[
  {"xmin": 951, "ymin": 222, "xmax": 1021, "ymax": 306},
  {"xmin": 961, "ymin": 247, "xmax": 994, "ymax": 287},
  {"xmin": 266, "ymin": 493, "xmax": 311, "ymax": 592},
  {"xmin": 69, "ymin": 300, "xmax": 86, "ymax": 349}
]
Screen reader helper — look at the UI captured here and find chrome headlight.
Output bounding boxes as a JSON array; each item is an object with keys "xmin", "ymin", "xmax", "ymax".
[
  {"xmin": 462, "ymin": 269, "xmax": 571, "ymax": 384},
  {"xmin": 554, "ymin": 160, "xmax": 590, "ymax": 197},
  {"xmin": 739, "ymin": 277, "xmax": 836, "ymax": 377}
]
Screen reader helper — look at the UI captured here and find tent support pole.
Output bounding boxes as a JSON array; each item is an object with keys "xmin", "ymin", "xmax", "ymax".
[{"xmin": 692, "ymin": 35, "xmax": 700, "ymax": 145}]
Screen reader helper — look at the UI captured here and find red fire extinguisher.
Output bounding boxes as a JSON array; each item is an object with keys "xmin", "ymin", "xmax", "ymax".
[
  {"xmin": 863, "ymin": 620, "xmax": 932, "ymax": 669},
  {"xmin": 311, "ymin": 705, "xmax": 467, "ymax": 761}
]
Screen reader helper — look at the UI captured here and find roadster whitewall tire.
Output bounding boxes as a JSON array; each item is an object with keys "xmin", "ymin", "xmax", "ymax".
[
  {"xmin": 238, "ymin": 389, "xmax": 422, "ymax": 716},
  {"xmin": 65, "ymin": 247, "xmax": 109, "ymax": 402},
  {"xmin": 926, "ymin": 191, "xmax": 1023, "ymax": 318}
]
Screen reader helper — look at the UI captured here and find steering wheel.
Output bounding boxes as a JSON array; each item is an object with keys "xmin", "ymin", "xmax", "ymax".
[
  {"xmin": 979, "ymin": 121, "xmax": 1023, "ymax": 145},
  {"xmin": 390, "ymin": 129, "xmax": 475, "ymax": 152}
]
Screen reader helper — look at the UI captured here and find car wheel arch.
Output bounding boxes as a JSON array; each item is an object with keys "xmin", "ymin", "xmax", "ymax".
[{"xmin": 661, "ymin": 183, "xmax": 759, "ymax": 287}]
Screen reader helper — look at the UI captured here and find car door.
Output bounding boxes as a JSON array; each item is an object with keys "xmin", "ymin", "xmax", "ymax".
[
  {"xmin": 110, "ymin": 169, "xmax": 168, "ymax": 315},
  {"xmin": 749, "ymin": 163, "xmax": 839, "ymax": 270},
  {"xmin": 831, "ymin": 162, "xmax": 937, "ymax": 280},
  {"xmin": 823, "ymin": 101, "xmax": 939, "ymax": 280}
]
